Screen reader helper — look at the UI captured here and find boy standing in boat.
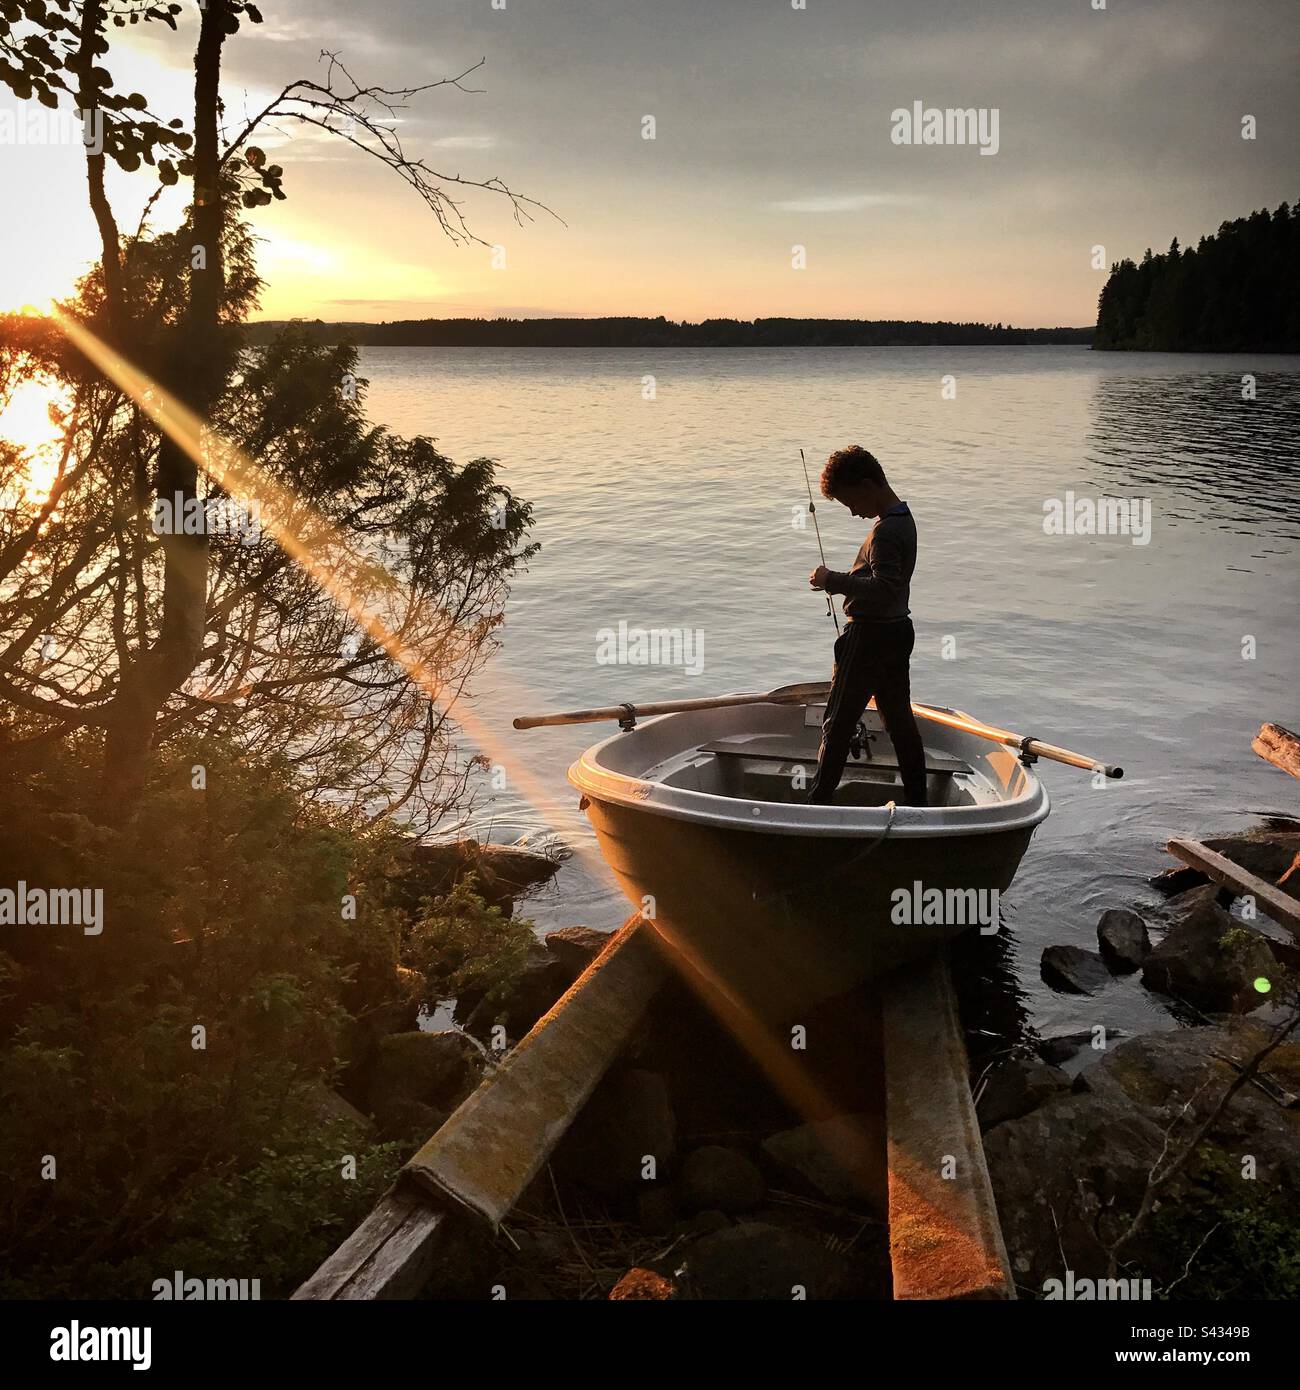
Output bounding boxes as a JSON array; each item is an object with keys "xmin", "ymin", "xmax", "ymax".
[{"xmin": 807, "ymin": 446, "xmax": 928, "ymax": 808}]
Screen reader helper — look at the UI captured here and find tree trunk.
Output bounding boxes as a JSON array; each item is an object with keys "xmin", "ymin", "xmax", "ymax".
[
  {"xmin": 76, "ymin": 1, "xmax": 125, "ymax": 334},
  {"xmin": 99, "ymin": 0, "xmax": 229, "ymax": 810}
]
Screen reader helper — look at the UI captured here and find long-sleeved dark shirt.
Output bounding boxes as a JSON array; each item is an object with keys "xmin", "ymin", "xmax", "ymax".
[{"xmin": 823, "ymin": 502, "xmax": 916, "ymax": 622}]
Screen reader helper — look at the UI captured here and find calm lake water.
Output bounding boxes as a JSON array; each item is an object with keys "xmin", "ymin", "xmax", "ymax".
[{"xmin": 362, "ymin": 346, "xmax": 1300, "ymax": 1043}]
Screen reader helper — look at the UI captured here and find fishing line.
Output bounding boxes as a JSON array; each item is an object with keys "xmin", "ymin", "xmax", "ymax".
[{"xmin": 800, "ymin": 447, "xmax": 840, "ymax": 636}]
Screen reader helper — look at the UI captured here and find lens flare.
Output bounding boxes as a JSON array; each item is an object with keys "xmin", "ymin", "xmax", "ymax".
[{"xmin": 52, "ymin": 306, "xmax": 877, "ymax": 1175}]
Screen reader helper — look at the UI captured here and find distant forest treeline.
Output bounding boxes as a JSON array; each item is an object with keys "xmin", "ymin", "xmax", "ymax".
[
  {"xmin": 242, "ymin": 316, "xmax": 1093, "ymax": 348},
  {"xmin": 1096, "ymin": 200, "xmax": 1300, "ymax": 352}
]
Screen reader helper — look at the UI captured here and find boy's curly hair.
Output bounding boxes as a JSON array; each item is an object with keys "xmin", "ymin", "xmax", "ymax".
[{"xmin": 821, "ymin": 445, "xmax": 886, "ymax": 498}]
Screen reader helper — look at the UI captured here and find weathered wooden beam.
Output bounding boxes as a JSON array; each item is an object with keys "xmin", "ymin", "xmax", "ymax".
[
  {"xmin": 882, "ymin": 953, "xmax": 1014, "ymax": 1301},
  {"xmin": 294, "ymin": 916, "xmax": 666, "ymax": 1299},
  {"xmin": 402, "ymin": 915, "xmax": 666, "ymax": 1223},
  {"xmin": 291, "ymin": 1183, "xmax": 449, "ymax": 1300},
  {"xmin": 1253, "ymin": 723, "xmax": 1300, "ymax": 782},
  {"xmin": 1167, "ymin": 838, "xmax": 1300, "ymax": 938}
]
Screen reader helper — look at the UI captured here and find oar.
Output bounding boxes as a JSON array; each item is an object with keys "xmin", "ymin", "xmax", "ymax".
[
  {"xmin": 908, "ymin": 703, "xmax": 1123, "ymax": 778},
  {"xmin": 513, "ymin": 682, "xmax": 1123, "ymax": 778},
  {"xmin": 512, "ymin": 682, "xmax": 830, "ymax": 730}
]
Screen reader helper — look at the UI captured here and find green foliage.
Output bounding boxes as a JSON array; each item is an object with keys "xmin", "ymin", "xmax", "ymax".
[
  {"xmin": 0, "ymin": 734, "xmax": 407, "ymax": 1298},
  {"xmin": 1145, "ymin": 1148, "xmax": 1300, "ymax": 1300},
  {"xmin": 2, "ymin": 1120, "xmax": 401, "ymax": 1301},
  {"xmin": 3, "ymin": 205, "xmax": 536, "ymax": 833},
  {"xmin": 1095, "ymin": 200, "xmax": 1300, "ymax": 351},
  {"xmin": 0, "ymin": 0, "xmax": 543, "ymax": 1307},
  {"xmin": 0, "ymin": 0, "xmax": 193, "ymax": 179},
  {"xmin": 407, "ymin": 875, "xmax": 536, "ymax": 1013}
]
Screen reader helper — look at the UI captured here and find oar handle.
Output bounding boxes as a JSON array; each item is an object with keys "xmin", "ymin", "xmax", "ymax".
[
  {"xmin": 909, "ymin": 702, "xmax": 1122, "ymax": 778},
  {"xmin": 515, "ymin": 711, "xmax": 585, "ymax": 729},
  {"xmin": 1020, "ymin": 737, "xmax": 1123, "ymax": 779}
]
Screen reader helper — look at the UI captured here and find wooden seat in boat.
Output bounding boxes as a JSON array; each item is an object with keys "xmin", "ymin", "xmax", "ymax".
[{"xmin": 698, "ymin": 735, "xmax": 966, "ymax": 777}]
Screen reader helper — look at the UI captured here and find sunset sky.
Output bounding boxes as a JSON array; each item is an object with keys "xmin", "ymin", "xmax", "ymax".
[{"xmin": 1, "ymin": 0, "xmax": 1296, "ymax": 326}]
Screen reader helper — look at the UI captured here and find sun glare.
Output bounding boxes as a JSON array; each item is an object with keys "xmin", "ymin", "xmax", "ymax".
[{"xmin": 0, "ymin": 376, "xmax": 68, "ymax": 500}]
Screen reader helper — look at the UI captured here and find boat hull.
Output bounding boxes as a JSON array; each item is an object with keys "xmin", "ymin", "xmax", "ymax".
[{"xmin": 584, "ymin": 794, "xmax": 1036, "ymax": 1023}]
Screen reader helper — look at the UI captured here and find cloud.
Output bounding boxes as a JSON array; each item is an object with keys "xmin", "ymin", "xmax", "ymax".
[
  {"xmin": 767, "ymin": 193, "xmax": 924, "ymax": 214},
  {"xmin": 427, "ymin": 133, "xmax": 499, "ymax": 151}
]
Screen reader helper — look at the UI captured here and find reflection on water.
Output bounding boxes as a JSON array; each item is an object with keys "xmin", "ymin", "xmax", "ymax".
[
  {"xmin": 361, "ymin": 346, "xmax": 1300, "ymax": 1041},
  {"xmin": 1088, "ymin": 371, "xmax": 1300, "ymax": 540}
]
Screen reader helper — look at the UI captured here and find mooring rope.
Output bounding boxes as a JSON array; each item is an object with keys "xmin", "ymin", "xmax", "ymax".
[{"xmin": 751, "ymin": 799, "xmax": 897, "ymax": 907}]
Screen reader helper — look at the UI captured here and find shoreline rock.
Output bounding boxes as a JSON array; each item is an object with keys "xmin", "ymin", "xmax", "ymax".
[
  {"xmin": 400, "ymin": 836, "xmax": 568, "ymax": 915},
  {"xmin": 678, "ymin": 1145, "xmax": 767, "ymax": 1214},
  {"xmin": 1097, "ymin": 908, "xmax": 1151, "ymax": 972},
  {"xmin": 1040, "ymin": 943, "xmax": 1112, "ymax": 995},
  {"xmin": 977, "ymin": 1057, "xmax": 1071, "ymax": 1131},
  {"xmin": 365, "ymin": 1030, "xmax": 482, "ymax": 1140},
  {"xmin": 1141, "ymin": 893, "xmax": 1274, "ymax": 1012},
  {"xmin": 552, "ymin": 1067, "xmax": 676, "ymax": 1197},
  {"xmin": 985, "ymin": 1019, "xmax": 1300, "ymax": 1296}
]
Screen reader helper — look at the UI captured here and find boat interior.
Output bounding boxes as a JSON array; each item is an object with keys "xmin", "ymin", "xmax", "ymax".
[{"xmin": 641, "ymin": 705, "xmax": 1000, "ymax": 809}]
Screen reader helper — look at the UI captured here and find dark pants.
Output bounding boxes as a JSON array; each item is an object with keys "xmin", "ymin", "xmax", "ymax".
[{"xmin": 808, "ymin": 619, "xmax": 928, "ymax": 807}]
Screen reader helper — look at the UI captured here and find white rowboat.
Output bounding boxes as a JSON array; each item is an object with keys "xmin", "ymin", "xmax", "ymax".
[{"xmin": 565, "ymin": 690, "xmax": 1052, "ymax": 1021}]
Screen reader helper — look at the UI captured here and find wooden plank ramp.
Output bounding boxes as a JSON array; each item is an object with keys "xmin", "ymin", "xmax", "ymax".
[
  {"xmin": 297, "ymin": 919, "xmax": 1013, "ymax": 1300},
  {"xmin": 882, "ymin": 952, "xmax": 1014, "ymax": 1300},
  {"xmin": 1166, "ymin": 837, "xmax": 1300, "ymax": 939},
  {"xmin": 294, "ymin": 915, "xmax": 665, "ymax": 1299}
]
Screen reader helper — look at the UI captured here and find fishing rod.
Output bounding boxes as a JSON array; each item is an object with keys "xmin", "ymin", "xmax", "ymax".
[{"xmin": 799, "ymin": 447, "xmax": 840, "ymax": 635}]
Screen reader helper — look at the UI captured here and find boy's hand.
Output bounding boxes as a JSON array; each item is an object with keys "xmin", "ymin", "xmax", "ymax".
[{"xmin": 809, "ymin": 565, "xmax": 830, "ymax": 591}]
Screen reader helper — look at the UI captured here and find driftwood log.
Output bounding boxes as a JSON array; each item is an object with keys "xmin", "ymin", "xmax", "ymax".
[{"xmin": 1253, "ymin": 723, "xmax": 1300, "ymax": 782}]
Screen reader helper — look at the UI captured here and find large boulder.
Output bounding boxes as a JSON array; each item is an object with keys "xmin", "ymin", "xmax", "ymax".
[
  {"xmin": 985, "ymin": 1076, "xmax": 1167, "ymax": 1293},
  {"xmin": 986, "ymin": 1021, "xmax": 1300, "ymax": 1294},
  {"xmin": 305, "ymin": 1083, "xmax": 374, "ymax": 1137},
  {"xmin": 366, "ymin": 1030, "xmax": 481, "ymax": 1139},
  {"xmin": 1141, "ymin": 895, "xmax": 1275, "ymax": 1011},
  {"xmin": 760, "ymin": 1113, "xmax": 886, "ymax": 1209},
  {"xmin": 1041, "ymin": 944, "xmax": 1112, "ymax": 995},
  {"xmin": 677, "ymin": 1222, "xmax": 848, "ymax": 1300},
  {"xmin": 552, "ymin": 1067, "xmax": 676, "ymax": 1197},
  {"xmin": 1097, "ymin": 909, "xmax": 1151, "ymax": 973},
  {"xmin": 372, "ymin": 1097, "xmax": 447, "ymax": 1145},
  {"xmin": 678, "ymin": 1145, "xmax": 766, "ymax": 1214},
  {"xmin": 544, "ymin": 926, "xmax": 610, "ymax": 983},
  {"xmin": 977, "ymin": 1057, "xmax": 1071, "ymax": 1131},
  {"xmin": 459, "ymin": 941, "xmax": 571, "ymax": 1042},
  {"xmin": 1039, "ymin": 1029, "xmax": 1130, "ymax": 1073},
  {"xmin": 401, "ymin": 838, "xmax": 567, "ymax": 915},
  {"xmin": 339, "ymin": 985, "xmax": 422, "ymax": 1105},
  {"xmin": 635, "ymin": 1186, "xmax": 678, "ymax": 1234}
]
